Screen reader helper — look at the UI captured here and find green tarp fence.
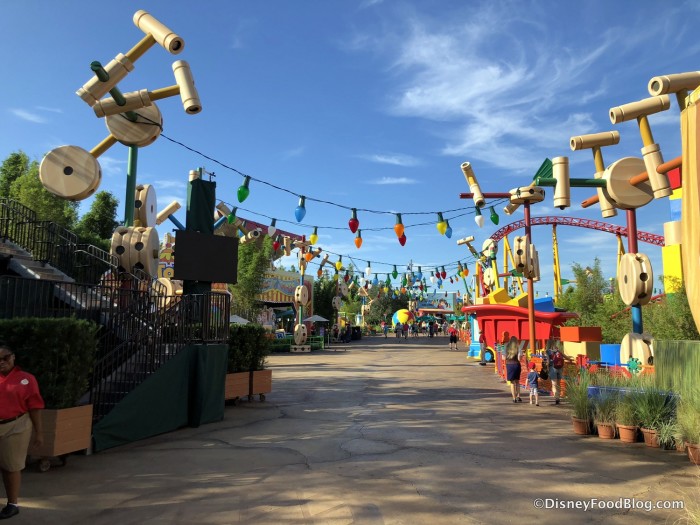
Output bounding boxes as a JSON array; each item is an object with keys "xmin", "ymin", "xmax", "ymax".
[{"xmin": 92, "ymin": 344, "xmax": 228, "ymax": 452}]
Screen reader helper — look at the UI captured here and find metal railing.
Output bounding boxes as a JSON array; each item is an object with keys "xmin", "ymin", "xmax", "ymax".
[{"xmin": 0, "ymin": 275, "xmax": 230, "ymax": 422}]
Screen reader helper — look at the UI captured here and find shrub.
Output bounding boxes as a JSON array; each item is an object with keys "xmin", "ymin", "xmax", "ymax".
[
  {"xmin": 565, "ymin": 371, "xmax": 592, "ymax": 421},
  {"xmin": 615, "ymin": 392, "xmax": 640, "ymax": 427},
  {"xmin": 593, "ymin": 393, "xmax": 618, "ymax": 426},
  {"xmin": 635, "ymin": 387, "xmax": 675, "ymax": 430},
  {"xmin": 676, "ymin": 388, "xmax": 700, "ymax": 445},
  {"xmin": 227, "ymin": 324, "xmax": 270, "ymax": 373},
  {"xmin": 0, "ymin": 317, "xmax": 98, "ymax": 409}
]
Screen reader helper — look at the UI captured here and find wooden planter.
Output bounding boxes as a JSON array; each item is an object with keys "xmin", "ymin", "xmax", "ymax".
[
  {"xmin": 225, "ymin": 370, "xmax": 272, "ymax": 401},
  {"xmin": 617, "ymin": 424, "xmax": 639, "ymax": 443},
  {"xmin": 28, "ymin": 404, "xmax": 93, "ymax": 458},
  {"xmin": 572, "ymin": 416, "xmax": 591, "ymax": 435},
  {"xmin": 225, "ymin": 372, "xmax": 250, "ymax": 400},
  {"xmin": 596, "ymin": 423, "xmax": 616, "ymax": 439}
]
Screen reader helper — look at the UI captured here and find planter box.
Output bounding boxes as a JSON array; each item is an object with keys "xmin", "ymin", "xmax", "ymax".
[
  {"xmin": 251, "ymin": 369, "xmax": 272, "ymax": 395},
  {"xmin": 225, "ymin": 372, "xmax": 250, "ymax": 400},
  {"xmin": 28, "ymin": 405, "xmax": 93, "ymax": 457},
  {"xmin": 225, "ymin": 370, "xmax": 272, "ymax": 400},
  {"xmin": 560, "ymin": 326, "xmax": 602, "ymax": 343}
]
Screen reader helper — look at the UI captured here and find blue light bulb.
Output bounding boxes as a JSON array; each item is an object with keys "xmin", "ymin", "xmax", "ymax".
[{"xmin": 295, "ymin": 196, "xmax": 306, "ymax": 222}]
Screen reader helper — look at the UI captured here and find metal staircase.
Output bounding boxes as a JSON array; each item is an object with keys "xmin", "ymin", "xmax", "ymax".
[{"xmin": 0, "ymin": 198, "xmax": 230, "ymax": 422}]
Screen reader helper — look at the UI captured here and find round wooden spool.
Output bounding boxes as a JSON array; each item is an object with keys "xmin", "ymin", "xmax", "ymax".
[
  {"xmin": 294, "ymin": 323, "xmax": 308, "ymax": 345},
  {"xmin": 513, "ymin": 236, "xmax": 531, "ymax": 273},
  {"xmin": 527, "ymin": 243, "xmax": 540, "ymax": 281},
  {"xmin": 332, "ymin": 296, "xmax": 343, "ymax": 309},
  {"xmin": 111, "ymin": 226, "xmax": 134, "ymax": 273},
  {"xmin": 510, "ymin": 186, "xmax": 545, "ymax": 205},
  {"xmin": 603, "ymin": 157, "xmax": 653, "ymax": 210},
  {"xmin": 294, "ymin": 285, "xmax": 309, "ymax": 306},
  {"xmin": 105, "ymin": 103, "xmax": 163, "ymax": 147},
  {"xmin": 153, "ymin": 277, "xmax": 179, "ymax": 309},
  {"xmin": 39, "ymin": 145, "xmax": 102, "ymax": 201},
  {"xmin": 135, "ymin": 184, "xmax": 158, "ymax": 227},
  {"xmin": 482, "ymin": 267, "xmax": 497, "ymax": 288},
  {"xmin": 620, "ymin": 332, "xmax": 653, "ymax": 366},
  {"xmin": 338, "ymin": 281, "xmax": 349, "ymax": 297},
  {"xmin": 130, "ymin": 227, "xmax": 160, "ymax": 277},
  {"xmin": 617, "ymin": 253, "xmax": 653, "ymax": 306},
  {"xmin": 481, "ymin": 238, "xmax": 498, "ymax": 257}
]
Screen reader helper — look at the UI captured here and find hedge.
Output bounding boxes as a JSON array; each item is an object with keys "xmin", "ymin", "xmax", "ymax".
[
  {"xmin": 0, "ymin": 318, "xmax": 99, "ymax": 409},
  {"xmin": 227, "ymin": 324, "xmax": 270, "ymax": 373}
]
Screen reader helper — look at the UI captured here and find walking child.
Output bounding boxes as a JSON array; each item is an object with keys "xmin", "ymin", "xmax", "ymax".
[{"xmin": 527, "ymin": 362, "xmax": 539, "ymax": 406}]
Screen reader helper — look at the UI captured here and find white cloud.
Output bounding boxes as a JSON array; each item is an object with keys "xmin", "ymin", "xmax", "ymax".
[
  {"xmin": 359, "ymin": 153, "xmax": 421, "ymax": 166},
  {"xmin": 36, "ymin": 106, "xmax": 63, "ymax": 114},
  {"xmin": 10, "ymin": 109, "xmax": 46, "ymax": 124},
  {"xmin": 282, "ymin": 146, "xmax": 305, "ymax": 159},
  {"xmin": 367, "ymin": 176, "xmax": 418, "ymax": 185},
  {"xmin": 153, "ymin": 180, "xmax": 185, "ymax": 190},
  {"xmin": 98, "ymin": 156, "xmax": 126, "ymax": 177}
]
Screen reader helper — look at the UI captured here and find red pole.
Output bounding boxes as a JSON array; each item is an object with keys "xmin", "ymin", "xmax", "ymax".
[{"xmin": 524, "ymin": 202, "xmax": 536, "ymax": 353}]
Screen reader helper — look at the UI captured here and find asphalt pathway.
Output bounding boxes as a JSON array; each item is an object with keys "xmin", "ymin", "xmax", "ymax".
[{"xmin": 16, "ymin": 335, "xmax": 699, "ymax": 524}]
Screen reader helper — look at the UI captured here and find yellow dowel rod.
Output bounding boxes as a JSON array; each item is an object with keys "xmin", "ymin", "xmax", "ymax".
[
  {"xmin": 90, "ymin": 135, "xmax": 118, "ymax": 158},
  {"xmin": 638, "ymin": 116, "xmax": 654, "ymax": 146},
  {"xmin": 125, "ymin": 34, "xmax": 157, "ymax": 63},
  {"xmin": 149, "ymin": 85, "xmax": 180, "ymax": 101},
  {"xmin": 592, "ymin": 147, "xmax": 605, "ymax": 173}
]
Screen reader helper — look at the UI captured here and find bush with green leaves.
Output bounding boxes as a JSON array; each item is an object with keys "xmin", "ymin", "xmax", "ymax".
[
  {"xmin": 615, "ymin": 392, "xmax": 640, "ymax": 427},
  {"xmin": 227, "ymin": 324, "xmax": 270, "ymax": 373},
  {"xmin": 565, "ymin": 371, "xmax": 592, "ymax": 421},
  {"xmin": 592, "ymin": 392, "xmax": 618, "ymax": 426},
  {"xmin": 0, "ymin": 318, "xmax": 98, "ymax": 409},
  {"xmin": 676, "ymin": 388, "xmax": 700, "ymax": 445},
  {"xmin": 635, "ymin": 386, "xmax": 676, "ymax": 430}
]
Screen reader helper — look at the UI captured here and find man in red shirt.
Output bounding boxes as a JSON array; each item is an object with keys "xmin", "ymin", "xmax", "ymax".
[
  {"xmin": 448, "ymin": 324, "xmax": 459, "ymax": 350},
  {"xmin": 0, "ymin": 344, "xmax": 44, "ymax": 520}
]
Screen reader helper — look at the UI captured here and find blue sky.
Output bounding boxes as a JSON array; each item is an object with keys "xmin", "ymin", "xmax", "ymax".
[{"xmin": 2, "ymin": 0, "xmax": 697, "ymax": 300}]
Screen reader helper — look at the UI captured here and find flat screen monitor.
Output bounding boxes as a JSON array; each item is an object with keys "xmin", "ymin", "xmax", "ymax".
[{"xmin": 173, "ymin": 230, "xmax": 238, "ymax": 283}]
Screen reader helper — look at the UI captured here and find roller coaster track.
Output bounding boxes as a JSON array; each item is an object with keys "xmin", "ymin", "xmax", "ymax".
[{"xmin": 488, "ymin": 216, "xmax": 665, "ymax": 247}]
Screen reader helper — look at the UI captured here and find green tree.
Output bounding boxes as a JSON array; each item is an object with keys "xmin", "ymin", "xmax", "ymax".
[
  {"xmin": 364, "ymin": 292, "xmax": 408, "ymax": 326},
  {"xmin": 0, "ymin": 151, "xmax": 31, "ymax": 198},
  {"xmin": 313, "ymin": 276, "xmax": 338, "ymax": 323},
  {"xmin": 9, "ymin": 160, "xmax": 78, "ymax": 229},
  {"xmin": 74, "ymin": 191, "xmax": 119, "ymax": 251},
  {"xmin": 555, "ymin": 259, "xmax": 608, "ymax": 326},
  {"xmin": 645, "ymin": 278, "xmax": 699, "ymax": 341},
  {"xmin": 231, "ymin": 236, "xmax": 274, "ymax": 318}
]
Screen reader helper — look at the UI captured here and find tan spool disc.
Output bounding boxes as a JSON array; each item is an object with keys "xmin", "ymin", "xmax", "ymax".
[
  {"xmin": 481, "ymin": 238, "xmax": 498, "ymax": 257},
  {"xmin": 39, "ymin": 145, "xmax": 102, "ymax": 201},
  {"xmin": 482, "ymin": 267, "xmax": 497, "ymax": 288},
  {"xmin": 294, "ymin": 285, "xmax": 309, "ymax": 306},
  {"xmin": 603, "ymin": 157, "xmax": 653, "ymax": 209},
  {"xmin": 527, "ymin": 243, "xmax": 540, "ymax": 281},
  {"xmin": 513, "ymin": 236, "xmax": 531, "ymax": 273},
  {"xmin": 294, "ymin": 323, "xmax": 308, "ymax": 345},
  {"xmin": 620, "ymin": 332, "xmax": 653, "ymax": 366},
  {"xmin": 510, "ymin": 186, "xmax": 545, "ymax": 205},
  {"xmin": 338, "ymin": 281, "xmax": 349, "ymax": 297},
  {"xmin": 153, "ymin": 277, "xmax": 175, "ymax": 309},
  {"xmin": 105, "ymin": 103, "xmax": 163, "ymax": 147},
  {"xmin": 110, "ymin": 226, "xmax": 133, "ymax": 273},
  {"xmin": 131, "ymin": 227, "xmax": 160, "ymax": 278},
  {"xmin": 135, "ymin": 184, "xmax": 158, "ymax": 227},
  {"xmin": 617, "ymin": 253, "xmax": 653, "ymax": 306},
  {"xmin": 332, "ymin": 296, "xmax": 343, "ymax": 309}
]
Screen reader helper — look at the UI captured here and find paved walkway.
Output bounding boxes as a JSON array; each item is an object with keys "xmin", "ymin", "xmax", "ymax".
[{"xmin": 18, "ymin": 336, "xmax": 699, "ymax": 524}]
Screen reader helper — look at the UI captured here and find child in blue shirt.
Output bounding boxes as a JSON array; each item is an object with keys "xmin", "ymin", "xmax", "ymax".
[{"xmin": 527, "ymin": 362, "xmax": 539, "ymax": 406}]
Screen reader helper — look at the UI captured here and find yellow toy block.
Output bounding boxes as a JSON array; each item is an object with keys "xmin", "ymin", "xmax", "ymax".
[
  {"xmin": 662, "ymin": 244, "xmax": 683, "ymax": 292},
  {"xmin": 507, "ymin": 292, "xmax": 529, "ymax": 308},
  {"xmin": 563, "ymin": 341, "xmax": 601, "ymax": 361},
  {"xmin": 487, "ymin": 287, "xmax": 511, "ymax": 305},
  {"xmin": 669, "ymin": 188, "xmax": 683, "ymax": 200}
]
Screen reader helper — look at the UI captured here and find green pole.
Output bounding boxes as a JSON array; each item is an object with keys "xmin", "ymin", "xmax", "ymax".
[{"xmin": 124, "ymin": 145, "xmax": 138, "ymax": 226}]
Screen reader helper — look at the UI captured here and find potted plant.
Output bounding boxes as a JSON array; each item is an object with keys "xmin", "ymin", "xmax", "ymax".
[
  {"xmin": 565, "ymin": 372, "xmax": 592, "ymax": 435},
  {"xmin": 676, "ymin": 388, "xmax": 700, "ymax": 465},
  {"xmin": 592, "ymin": 392, "xmax": 618, "ymax": 439},
  {"xmin": 0, "ymin": 318, "xmax": 98, "ymax": 469},
  {"xmin": 226, "ymin": 324, "xmax": 271, "ymax": 403},
  {"xmin": 615, "ymin": 392, "xmax": 640, "ymax": 443},
  {"xmin": 636, "ymin": 387, "xmax": 675, "ymax": 448}
]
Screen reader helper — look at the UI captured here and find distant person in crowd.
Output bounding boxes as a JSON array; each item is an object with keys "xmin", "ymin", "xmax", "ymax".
[
  {"xmin": 403, "ymin": 323, "xmax": 409, "ymax": 339},
  {"xmin": 505, "ymin": 336, "xmax": 523, "ymax": 403},
  {"xmin": 547, "ymin": 339, "xmax": 565, "ymax": 405},
  {"xmin": 383, "ymin": 323, "xmax": 389, "ymax": 338},
  {"xmin": 0, "ymin": 343, "xmax": 44, "ymax": 520},
  {"xmin": 395, "ymin": 323, "xmax": 402, "ymax": 338},
  {"xmin": 448, "ymin": 323, "xmax": 458, "ymax": 351},
  {"xmin": 428, "ymin": 323, "xmax": 433, "ymax": 338},
  {"xmin": 527, "ymin": 362, "xmax": 539, "ymax": 406},
  {"xmin": 479, "ymin": 332, "xmax": 487, "ymax": 365}
]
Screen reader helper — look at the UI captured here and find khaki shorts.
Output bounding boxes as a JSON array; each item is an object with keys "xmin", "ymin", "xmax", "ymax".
[{"xmin": 0, "ymin": 414, "xmax": 32, "ymax": 472}]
